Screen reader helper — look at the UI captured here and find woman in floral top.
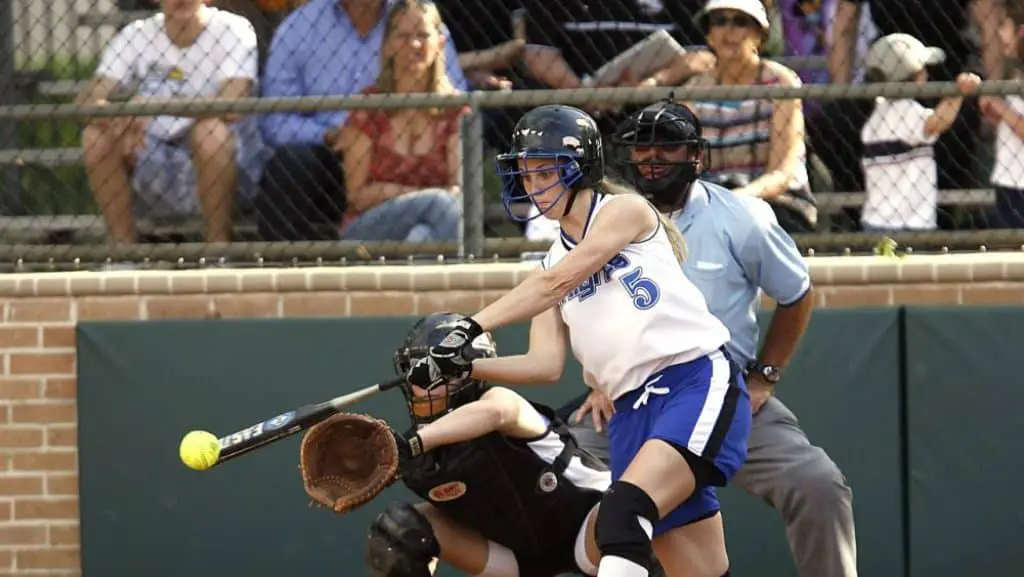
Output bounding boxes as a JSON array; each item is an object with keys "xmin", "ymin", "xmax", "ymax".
[{"xmin": 338, "ymin": 0, "xmax": 467, "ymax": 242}]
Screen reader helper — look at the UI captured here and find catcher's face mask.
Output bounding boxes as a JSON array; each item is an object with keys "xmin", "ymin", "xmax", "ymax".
[
  {"xmin": 408, "ymin": 383, "xmax": 457, "ymax": 419},
  {"xmin": 394, "ymin": 314, "xmax": 498, "ymax": 426}
]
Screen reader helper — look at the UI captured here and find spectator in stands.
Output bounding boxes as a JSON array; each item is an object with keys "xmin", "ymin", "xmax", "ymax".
[
  {"xmin": 520, "ymin": 0, "xmax": 717, "ymax": 132},
  {"xmin": 775, "ymin": 0, "xmax": 877, "ymax": 116},
  {"xmin": 255, "ymin": 0, "xmax": 467, "ymax": 241},
  {"xmin": 78, "ymin": 0, "xmax": 265, "ymax": 244},
  {"xmin": 683, "ymin": 0, "xmax": 818, "ymax": 233},
  {"xmin": 831, "ymin": 0, "xmax": 1005, "ymax": 195},
  {"xmin": 859, "ymin": 33, "xmax": 980, "ymax": 232},
  {"xmin": 803, "ymin": 0, "xmax": 878, "ymax": 197},
  {"xmin": 336, "ymin": 0, "xmax": 464, "ymax": 242},
  {"xmin": 980, "ymin": 5, "xmax": 1024, "ymax": 228}
]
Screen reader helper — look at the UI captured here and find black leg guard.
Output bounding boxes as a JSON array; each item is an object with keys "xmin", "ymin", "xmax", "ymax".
[
  {"xmin": 366, "ymin": 502, "xmax": 440, "ymax": 577},
  {"xmin": 594, "ymin": 481, "xmax": 660, "ymax": 570}
]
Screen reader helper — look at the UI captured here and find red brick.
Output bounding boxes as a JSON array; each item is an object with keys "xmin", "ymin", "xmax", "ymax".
[
  {"xmin": 9, "ymin": 353, "xmax": 75, "ymax": 376},
  {"xmin": 0, "ymin": 427, "xmax": 43, "ymax": 448},
  {"xmin": 0, "ymin": 549, "xmax": 11, "ymax": 570},
  {"xmin": 0, "ymin": 524, "xmax": 46, "ymax": 545},
  {"xmin": 0, "ymin": 500, "xmax": 11, "ymax": 520},
  {"xmin": 49, "ymin": 524, "xmax": 79, "ymax": 546},
  {"xmin": 46, "ymin": 425, "xmax": 77, "ymax": 447},
  {"xmin": 281, "ymin": 293, "xmax": 349, "ymax": 317},
  {"xmin": 6, "ymin": 300, "xmax": 71, "ymax": 323},
  {"xmin": 16, "ymin": 547, "xmax": 80, "ymax": 569},
  {"xmin": 417, "ymin": 291, "xmax": 484, "ymax": 314},
  {"xmin": 146, "ymin": 296, "xmax": 216, "ymax": 319},
  {"xmin": 13, "ymin": 497, "xmax": 78, "ymax": 520},
  {"xmin": 0, "ymin": 475, "xmax": 43, "ymax": 496},
  {"xmin": 0, "ymin": 327, "xmax": 38, "ymax": 347},
  {"xmin": 42, "ymin": 326, "xmax": 76, "ymax": 348},
  {"xmin": 892, "ymin": 285, "xmax": 961, "ymax": 305},
  {"xmin": 960, "ymin": 283, "xmax": 1024, "ymax": 305},
  {"xmin": 11, "ymin": 452, "xmax": 76, "ymax": 472},
  {"xmin": 0, "ymin": 378, "xmax": 41, "ymax": 399},
  {"xmin": 212, "ymin": 294, "xmax": 279, "ymax": 318},
  {"xmin": 77, "ymin": 296, "xmax": 141, "ymax": 320},
  {"xmin": 821, "ymin": 286, "xmax": 893, "ymax": 307},
  {"xmin": 11, "ymin": 403, "xmax": 76, "ymax": 424},
  {"xmin": 46, "ymin": 475, "xmax": 78, "ymax": 496},
  {"xmin": 44, "ymin": 378, "xmax": 76, "ymax": 399},
  {"xmin": 349, "ymin": 293, "xmax": 415, "ymax": 316}
]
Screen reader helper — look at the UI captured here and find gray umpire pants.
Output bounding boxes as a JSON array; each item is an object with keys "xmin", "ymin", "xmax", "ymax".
[{"xmin": 570, "ymin": 396, "xmax": 858, "ymax": 577}]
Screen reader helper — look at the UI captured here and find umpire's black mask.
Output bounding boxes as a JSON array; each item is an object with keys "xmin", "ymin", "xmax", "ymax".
[{"xmin": 612, "ymin": 100, "xmax": 708, "ymax": 212}]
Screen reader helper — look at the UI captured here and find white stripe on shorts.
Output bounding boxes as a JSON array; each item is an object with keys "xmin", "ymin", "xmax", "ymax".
[{"xmin": 686, "ymin": 350, "xmax": 731, "ymax": 457}]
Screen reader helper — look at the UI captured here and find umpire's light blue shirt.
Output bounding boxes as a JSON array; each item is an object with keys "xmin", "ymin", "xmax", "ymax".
[
  {"xmin": 672, "ymin": 181, "xmax": 811, "ymax": 366},
  {"xmin": 260, "ymin": 0, "xmax": 468, "ymax": 147}
]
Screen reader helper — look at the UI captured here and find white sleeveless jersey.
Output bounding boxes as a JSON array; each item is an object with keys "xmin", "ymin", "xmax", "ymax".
[{"xmin": 543, "ymin": 194, "xmax": 731, "ymax": 401}]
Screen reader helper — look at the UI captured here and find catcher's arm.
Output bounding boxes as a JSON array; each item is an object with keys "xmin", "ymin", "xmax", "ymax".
[{"xmin": 415, "ymin": 387, "xmax": 548, "ymax": 452}]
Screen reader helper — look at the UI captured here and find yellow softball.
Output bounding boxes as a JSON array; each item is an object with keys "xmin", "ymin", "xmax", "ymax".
[{"xmin": 179, "ymin": 430, "xmax": 221, "ymax": 471}]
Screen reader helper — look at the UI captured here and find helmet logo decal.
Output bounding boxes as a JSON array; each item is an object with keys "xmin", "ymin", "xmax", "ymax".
[{"xmin": 562, "ymin": 136, "xmax": 582, "ymax": 151}]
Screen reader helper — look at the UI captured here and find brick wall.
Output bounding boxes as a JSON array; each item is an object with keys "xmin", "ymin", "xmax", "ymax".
[{"xmin": 1, "ymin": 253, "xmax": 1023, "ymax": 575}]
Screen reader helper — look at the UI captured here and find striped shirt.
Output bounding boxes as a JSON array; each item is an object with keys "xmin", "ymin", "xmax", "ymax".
[{"xmin": 687, "ymin": 67, "xmax": 811, "ymax": 192}]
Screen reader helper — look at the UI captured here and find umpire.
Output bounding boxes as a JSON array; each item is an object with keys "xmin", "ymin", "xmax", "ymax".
[{"xmin": 557, "ymin": 100, "xmax": 857, "ymax": 577}]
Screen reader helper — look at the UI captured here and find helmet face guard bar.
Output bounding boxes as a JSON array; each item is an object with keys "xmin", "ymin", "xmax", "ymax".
[
  {"xmin": 496, "ymin": 150, "xmax": 583, "ymax": 221},
  {"xmin": 495, "ymin": 104, "xmax": 606, "ymax": 222}
]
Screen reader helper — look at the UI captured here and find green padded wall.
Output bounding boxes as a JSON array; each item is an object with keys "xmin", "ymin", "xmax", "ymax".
[
  {"xmin": 904, "ymin": 307, "xmax": 1024, "ymax": 577},
  {"xmin": 76, "ymin": 310, "xmax": 905, "ymax": 577}
]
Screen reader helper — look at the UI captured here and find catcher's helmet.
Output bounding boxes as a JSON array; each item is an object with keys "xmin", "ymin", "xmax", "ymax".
[
  {"xmin": 393, "ymin": 313, "xmax": 498, "ymax": 425},
  {"xmin": 495, "ymin": 104, "xmax": 604, "ymax": 221},
  {"xmin": 612, "ymin": 100, "xmax": 708, "ymax": 211}
]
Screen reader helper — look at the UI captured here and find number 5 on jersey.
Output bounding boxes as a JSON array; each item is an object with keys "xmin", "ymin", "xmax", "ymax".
[{"xmin": 621, "ymin": 267, "xmax": 660, "ymax": 310}]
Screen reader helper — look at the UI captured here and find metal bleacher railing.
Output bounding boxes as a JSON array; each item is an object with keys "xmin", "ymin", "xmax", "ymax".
[{"xmin": 1, "ymin": 0, "xmax": 1023, "ymax": 271}]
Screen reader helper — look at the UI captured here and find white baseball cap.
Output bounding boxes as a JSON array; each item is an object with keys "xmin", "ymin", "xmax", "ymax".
[
  {"xmin": 696, "ymin": 0, "xmax": 771, "ymax": 32},
  {"xmin": 865, "ymin": 33, "xmax": 946, "ymax": 81}
]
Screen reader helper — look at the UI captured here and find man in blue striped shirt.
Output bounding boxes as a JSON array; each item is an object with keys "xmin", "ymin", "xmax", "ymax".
[{"xmin": 559, "ymin": 100, "xmax": 857, "ymax": 577}]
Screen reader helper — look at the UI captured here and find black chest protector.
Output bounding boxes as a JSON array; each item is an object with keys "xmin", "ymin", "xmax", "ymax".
[{"xmin": 399, "ymin": 404, "xmax": 605, "ymax": 556}]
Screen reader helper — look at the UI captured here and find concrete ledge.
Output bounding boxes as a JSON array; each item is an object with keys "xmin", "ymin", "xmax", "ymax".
[{"xmin": 0, "ymin": 253, "xmax": 1023, "ymax": 299}]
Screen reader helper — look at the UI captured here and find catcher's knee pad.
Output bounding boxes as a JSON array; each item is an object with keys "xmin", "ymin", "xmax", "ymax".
[
  {"xmin": 366, "ymin": 502, "xmax": 440, "ymax": 577},
  {"xmin": 595, "ymin": 481, "xmax": 659, "ymax": 569}
]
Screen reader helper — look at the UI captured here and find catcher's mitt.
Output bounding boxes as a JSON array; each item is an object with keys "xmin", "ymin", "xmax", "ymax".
[{"xmin": 299, "ymin": 412, "xmax": 400, "ymax": 514}]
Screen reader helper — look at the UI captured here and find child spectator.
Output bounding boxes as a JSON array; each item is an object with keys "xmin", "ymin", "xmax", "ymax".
[
  {"xmin": 979, "ymin": 8, "xmax": 1024, "ymax": 228},
  {"xmin": 859, "ymin": 33, "xmax": 980, "ymax": 232}
]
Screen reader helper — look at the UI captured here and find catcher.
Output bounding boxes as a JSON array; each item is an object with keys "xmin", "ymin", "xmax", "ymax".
[{"xmin": 302, "ymin": 312, "xmax": 612, "ymax": 577}]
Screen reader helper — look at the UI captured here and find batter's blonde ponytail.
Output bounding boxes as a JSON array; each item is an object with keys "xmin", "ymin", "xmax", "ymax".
[{"xmin": 600, "ymin": 178, "xmax": 688, "ymax": 264}]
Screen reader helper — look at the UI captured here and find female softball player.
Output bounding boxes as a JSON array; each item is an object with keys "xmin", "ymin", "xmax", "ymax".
[
  {"xmin": 405, "ymin": 104, "xmax": 751, "ymax": 577},
  {"xmin": 367, "ymin": 312, "xmax": 613, "ymax": 577}
]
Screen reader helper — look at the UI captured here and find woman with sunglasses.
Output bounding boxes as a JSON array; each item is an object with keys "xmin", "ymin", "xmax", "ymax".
[{"xmin": 682, "ymin": 0, "xmax": 818, "ymax": 234}]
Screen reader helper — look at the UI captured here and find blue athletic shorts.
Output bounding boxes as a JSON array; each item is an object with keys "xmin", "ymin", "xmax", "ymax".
[{"xmin": 606, "ymin": 349, "xmax": 751, "ymax": 536}]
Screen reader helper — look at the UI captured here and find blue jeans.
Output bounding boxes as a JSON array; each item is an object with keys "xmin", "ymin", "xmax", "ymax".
[{"xmin": 341, "ymin": 188, "xmax": 462, "ymax": 242}]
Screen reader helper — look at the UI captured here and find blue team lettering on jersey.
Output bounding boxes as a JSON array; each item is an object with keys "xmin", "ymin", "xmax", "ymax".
[{"xmin": 562, "ymin": 254, "xmax": 661, "ymax": 310}]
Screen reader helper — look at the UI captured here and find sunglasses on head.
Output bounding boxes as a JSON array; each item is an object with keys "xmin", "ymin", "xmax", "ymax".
[{"xmin": 708, "ymin": 12, "xmax": 758, "ymax": 29}]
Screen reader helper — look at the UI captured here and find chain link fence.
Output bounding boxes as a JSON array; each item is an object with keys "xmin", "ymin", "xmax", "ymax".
[{"xmin": 0, "ymin": 0, "xmax": 1022, "ymax": 271}]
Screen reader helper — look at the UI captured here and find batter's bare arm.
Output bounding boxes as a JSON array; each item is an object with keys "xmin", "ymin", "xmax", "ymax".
[
  {"xmin": 471, "ymin": 307, "xmax": 567, "ymax": 385},
  {"xmin": 473, "ymin": 194, "xmax": 657, "ymax": 331}
]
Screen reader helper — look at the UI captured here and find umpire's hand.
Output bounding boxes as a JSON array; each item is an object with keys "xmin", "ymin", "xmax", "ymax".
[{"xmin": 572, "ymin": 389, "xmax": 616, "ymax": 433}]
